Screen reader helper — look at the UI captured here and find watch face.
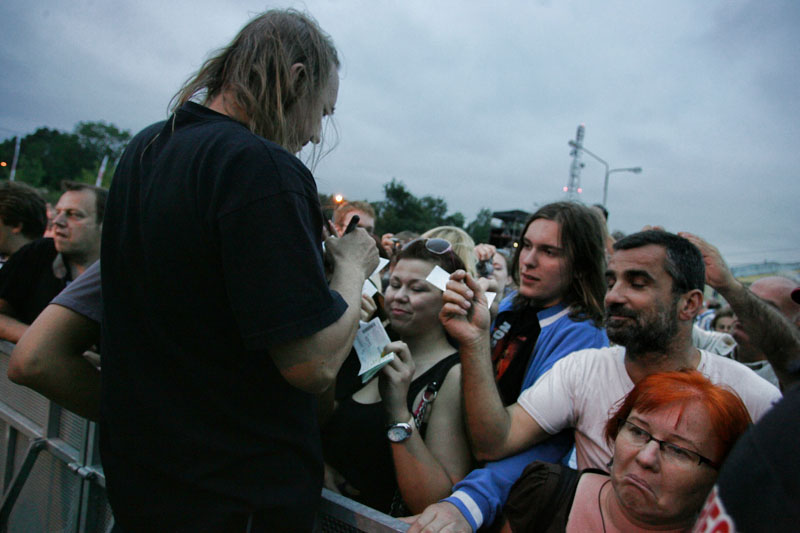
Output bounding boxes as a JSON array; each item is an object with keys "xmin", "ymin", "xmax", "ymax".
[{"xmin": 387, "ymin": 424, "xmax": 411, "ymax": 443}]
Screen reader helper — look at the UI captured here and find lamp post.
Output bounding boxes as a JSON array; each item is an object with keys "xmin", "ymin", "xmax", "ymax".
[{"xmin": 568, "ymin": 140, "xmax": 642, "ymax": 207}]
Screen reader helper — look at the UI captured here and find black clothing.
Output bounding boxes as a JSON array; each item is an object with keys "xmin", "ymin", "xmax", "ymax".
[
  {"xmin": 709, "ymin": 383, "xmax": 800, "ymax": 532},
  {"xmin": 491, "ymin": 305, "xmax": 542, "ymax": 405},
  {"xmin": 321, "ymin": 353, "xmax": 460, "ymax": 514},
  {"xmin": 101, "ymin": 103, "xmax": 347, "ymax": 531},
  {"xmin": 0, "ymin": 238, "xmax": 67, "ymax": 323},
  {"xmin": 504, "ymin": 462, "xmax": 608, "ymax": 533}
]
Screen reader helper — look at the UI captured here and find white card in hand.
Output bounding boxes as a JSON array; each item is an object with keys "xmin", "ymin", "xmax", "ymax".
[
  {"xmin": 353, "ymin": 318, "xmax": 394, "ymax": 382},
  {"xmin": 362, "ymin": 278, "xmax": 379, "ymax": 297},
  {"xmin": 425, "ymin": 265, "xmax": 451, "ymax": 291},
  {"xmin": 486, "ymin": 291, "xmax": 497, "ymax": 308}
]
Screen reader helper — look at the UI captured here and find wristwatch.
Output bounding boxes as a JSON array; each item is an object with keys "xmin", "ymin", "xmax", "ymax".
[{"xmin": 386, "ymin": 415, "xmax": 415, "ymax": 443}]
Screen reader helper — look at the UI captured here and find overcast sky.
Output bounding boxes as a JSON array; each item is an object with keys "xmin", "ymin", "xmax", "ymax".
[{"xmin": 2, "ymin": 0, "xmax": 798, "ymax": 265}]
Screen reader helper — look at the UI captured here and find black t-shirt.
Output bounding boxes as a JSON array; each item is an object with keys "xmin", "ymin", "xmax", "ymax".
[
  {"xmin": 0, "ymin": 238, "xmax": 67, "ymax": 324},
  {"xmin": 100, "ymin": 103, "xmax": 347, "ymax": 531},
  {"xmin": 491, "ymin": 304, "xmax": 542, "ymax": 405}
]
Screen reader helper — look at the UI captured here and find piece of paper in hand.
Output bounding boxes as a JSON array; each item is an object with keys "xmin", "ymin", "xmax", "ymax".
[
  {"xmin": 371, "ymin": 257, "xmax": 390, "ymax": 278},
  {"xmin": 426, "ymin": 265, "xmax": 497, "ymax": 308},
  {"xmin": 353, "ymin": 318, "xmax": 395, "ymax": 383},
  {"xmin": 362, "ymin": 278, "xmax": 379, "ymax": 297},
  {"xmin": 425, "ymin": 265, "xmax": 451, "ymax": 291},
  {"xmin": 486, "ymin": 291, "xmax": 497, "ymax": 308}
]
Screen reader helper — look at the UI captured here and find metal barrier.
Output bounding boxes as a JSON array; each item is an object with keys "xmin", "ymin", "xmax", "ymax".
[{"xmin": 0, "ymin": 341, "xmax": 408, "ymax": 532}]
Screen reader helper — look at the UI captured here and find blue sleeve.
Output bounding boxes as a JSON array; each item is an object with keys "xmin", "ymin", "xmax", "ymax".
[
  {"xmin": 444, "ymin": 430, "xmax": 573, "ymax": 530},
  {"xmin": 523, "ymin": 321, "xmax": 608, "ymax": 391}
]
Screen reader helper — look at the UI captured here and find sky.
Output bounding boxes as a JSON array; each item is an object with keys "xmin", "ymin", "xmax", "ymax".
[{"xmin": 2, "ymin": 0, "xmax": 798, "ymax": 266}]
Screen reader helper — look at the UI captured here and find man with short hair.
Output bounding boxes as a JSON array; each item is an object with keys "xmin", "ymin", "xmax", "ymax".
[
  {"xmin": 333, "ymin": 200, "xmax": 376, "ymax": 235},
  {"xmin": 0, "ymin": 180, "xmax": 47, "ymax": 261},
  {"xmin": 0, "ymin": 181, "xmax": 105, "ymax": 342},
  {"xmin": 409, "ymin": 231, "xmax": 780, "ymax": 532}
]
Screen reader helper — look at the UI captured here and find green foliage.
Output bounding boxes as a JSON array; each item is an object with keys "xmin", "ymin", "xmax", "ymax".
[
  {"xmin": 74, "ymin": 121, "xmax": 131, "ymax": 159},
  {"xmin": 372, "ymin": 179, "xmax": 488, "ymax": 241},
  {"xmin": 466, "ymin": 208, "xmax": 493, "ymax": 243},
  {"xmin": 0, "ymin": 120, "xmax": 131, "ymax": 192}
]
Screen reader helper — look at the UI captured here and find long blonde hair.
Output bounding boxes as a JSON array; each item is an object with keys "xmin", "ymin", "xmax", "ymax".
[
  {"xmin": 421, "ymin": 226, "xmax": 478, "ymax": 278},
  {"xmin": 170, "ymin": 9, "xmax": 339, "ymax": 152}
]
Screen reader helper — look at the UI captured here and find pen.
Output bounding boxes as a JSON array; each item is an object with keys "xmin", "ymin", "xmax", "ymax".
[{"xmin": 344, "ymin": 215, "xmax": 360, "ymax": 235}]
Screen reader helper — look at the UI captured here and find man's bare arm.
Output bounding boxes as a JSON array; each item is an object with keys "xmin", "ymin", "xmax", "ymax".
[
  {"xmin": 271, "ymin": 229, "xmax": 379, "ymax": 394},
  {"xmin": 681, "ymin": 232, "xmax": 800, "ymax": 387},
  {"xmin": 8, "ymin": 304, "xmax": 101, "ymax": 420}
]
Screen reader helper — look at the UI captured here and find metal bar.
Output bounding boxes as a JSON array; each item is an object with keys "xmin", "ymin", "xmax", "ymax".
[
  {"xmin": 0, "ymin": 401, "xmax": 44, "ymax": 439},
  {"xmin": 2, "ymin": 427, "xmax": 17, "ymax": 493},
  {"xmin": 0, "ymin": 438, "xmax": 46, "ymax": 527}
]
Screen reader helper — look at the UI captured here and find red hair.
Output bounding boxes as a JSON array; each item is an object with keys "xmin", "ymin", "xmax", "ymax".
[{"xmin": 605, "ymin": 370, "xmax": 751, "ymax": 463}]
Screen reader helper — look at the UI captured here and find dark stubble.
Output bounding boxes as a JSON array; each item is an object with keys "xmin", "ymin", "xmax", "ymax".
[{"xmin": 604, "ymin": 295, "xmax": 680, "ymax": 356}]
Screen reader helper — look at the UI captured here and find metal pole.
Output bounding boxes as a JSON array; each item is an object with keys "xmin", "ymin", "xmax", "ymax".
[{"xmin": 9, "ymin": 137, "xmax": 21, "ymax": 181}]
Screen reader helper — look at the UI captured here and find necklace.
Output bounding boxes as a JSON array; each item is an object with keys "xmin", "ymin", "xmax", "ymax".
[{"xmin": 598, "ymin": 479, "xmax": 611, "ymax": 533}]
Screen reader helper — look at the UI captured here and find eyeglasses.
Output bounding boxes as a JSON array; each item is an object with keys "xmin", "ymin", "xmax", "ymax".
[
  {"xmin": 401, "ymin": 237, "xmax": 453, "ymax": 254},
  {"xmin": 424, "ymin": 238, "xmax": 453, "ymax": 255},
  {"xmin": 617, "ymin": 419, "xmax": 720, "ymax": 470}
]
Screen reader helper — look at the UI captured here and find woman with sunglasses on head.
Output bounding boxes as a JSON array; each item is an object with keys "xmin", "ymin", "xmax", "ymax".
[
  {"xmin": 501, "ymin": 370, "xmax": 751, "ymax": 532},
  {"xmin": 322, "ymin": 238, "xmax": 473, "ymax": 515}
]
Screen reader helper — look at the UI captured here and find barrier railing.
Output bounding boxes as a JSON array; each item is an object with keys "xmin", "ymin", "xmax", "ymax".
[{"xmin": 0, "ymin": 341, "xmax": 407, "ymax": 532}]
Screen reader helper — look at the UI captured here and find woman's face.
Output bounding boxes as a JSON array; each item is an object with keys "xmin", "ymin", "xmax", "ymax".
[
  {"xmin": 491, "ymin": 253, "xmax": 511, "ymax": 290},
  {"xmin": 611, "ymin": 403, "xmax": 721, "ymax": 527},
  {"xmin": 385, "ymin": 259, "xmax": 444, "ymax": 337},
  {"xmin": 286, "ymin": 66, "xmax": 339, "ymax": 153},
  {"xmin": 714, "ymin": 316, "xmax": 735, "ymax": 333}
]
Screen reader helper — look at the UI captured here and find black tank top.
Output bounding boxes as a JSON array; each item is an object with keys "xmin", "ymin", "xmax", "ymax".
[{"xmin": 321, "ymin": 352, "xmax": 460, "ymax": 513}]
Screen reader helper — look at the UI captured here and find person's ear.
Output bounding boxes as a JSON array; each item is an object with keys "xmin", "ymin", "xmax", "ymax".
[
  {"xmin": 678, "ymin": 289, "xmax": 704, "ymax": 321},
  {"xmin": 289, "ymin": 63, "xmax": 307, "ymax": 92}
]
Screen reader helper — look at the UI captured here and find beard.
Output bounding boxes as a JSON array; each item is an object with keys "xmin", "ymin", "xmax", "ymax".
[{"xmin": 604, "ymin": 295, "xmax": 680, "ymax": 355}]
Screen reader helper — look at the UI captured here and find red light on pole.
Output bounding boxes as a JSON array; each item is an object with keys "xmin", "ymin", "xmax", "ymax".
[{"xmin": 0, "ymin": 162, "xmax": 6, "ymax": 167}]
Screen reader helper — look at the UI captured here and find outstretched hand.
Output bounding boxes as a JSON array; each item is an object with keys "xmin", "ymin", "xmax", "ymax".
[
  {"xmin": 439, "ymin": 270, "xmax": 491, "ymax": 348},
  {"xmin": 403, "ymin": 501, "xmax": 472, "ymax": 533}
]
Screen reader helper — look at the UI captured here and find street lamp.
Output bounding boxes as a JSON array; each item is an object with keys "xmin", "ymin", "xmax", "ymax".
[{"xmin": 568, "ymin": 141, "xmax": 642, "ymax": 207}]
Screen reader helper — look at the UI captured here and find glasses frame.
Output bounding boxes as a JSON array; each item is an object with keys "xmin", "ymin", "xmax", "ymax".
[{"xmin": 617, "ymin": 419, "xmax": 720, "ymax": 470}]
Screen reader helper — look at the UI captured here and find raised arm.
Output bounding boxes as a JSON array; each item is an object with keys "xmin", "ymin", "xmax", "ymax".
[
  {"xmin": 272, "ymin": 228, "xmax": 379, "ymax": 394},
  {"xmin": 680, "ymin": 232, "xmax": 800, "ymax": 387},
  {"xmin": 439, "ymin": 270, "xmax": 547, "ymax": 460},
  {"xmin": 8, "ymin": 303, "xmax": 101, "ymax": 420},
  {"xmin": 380, "ymin": 343, "xmax": 473, "ymax": 513}
]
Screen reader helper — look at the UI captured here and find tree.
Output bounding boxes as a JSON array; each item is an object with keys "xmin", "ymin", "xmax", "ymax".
[
  {"xmin": 466, "ymin": 208, "xmax": 493, "ymax": 244},
  {"xmin": 0, "ymin": 121, "xmax": 131, "ymax": 190},
  {"xmin": 74, "ymin": 121, "xmax": 131, "ymax": 160},
  {"xmin": 373, "ymin": 179, "xmax": 468, "ymax": 235}
]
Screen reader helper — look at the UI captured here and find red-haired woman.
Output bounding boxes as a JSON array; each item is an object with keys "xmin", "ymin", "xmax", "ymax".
[{"xmin": 501, "ymin": 370, "xmax": 751, "ymax": 532}]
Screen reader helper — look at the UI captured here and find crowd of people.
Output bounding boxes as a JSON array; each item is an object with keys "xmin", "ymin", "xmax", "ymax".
[{"xmin": 1, "ymin": 8, "xmax": 798, "ymax": 533}]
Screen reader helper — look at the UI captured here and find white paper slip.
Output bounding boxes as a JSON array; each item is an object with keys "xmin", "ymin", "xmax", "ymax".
[
  {"xmin": 371, "ymin": 257, "xmax": 390, "ymax": 278},
  {"xmin": 353, "ymin": 318, "xmax": 394, "ymax": 383},
  {"xmin": 425, "ymin": 265, "xmax": 451, "ymax": 291},
  {"xmin": 486, "ymin": 291, "xmax": 497, "ymax": 308},
  {"xmin": 362, "ymin": 278, "xmax": 379, "ymax": 297}
]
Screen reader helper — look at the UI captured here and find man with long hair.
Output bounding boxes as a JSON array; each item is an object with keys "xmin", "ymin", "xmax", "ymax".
[
  {"xmin": 410, "ymin": 202, "xmax": 610, "ymax": 531},
  {"xmin": 100, "ymin": 10, "xmax": 377, "ymax": 531}
]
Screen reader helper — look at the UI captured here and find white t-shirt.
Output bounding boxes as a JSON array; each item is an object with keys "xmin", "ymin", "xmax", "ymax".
[{"xmin": 517, "ymin": 346, "xmax": 782, "ymax": 471}]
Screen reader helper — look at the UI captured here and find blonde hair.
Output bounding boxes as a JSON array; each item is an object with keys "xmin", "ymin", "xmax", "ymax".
[
  {"xmin": 421, "ymin": 226, "xmax": 478, "ymax": 277},
  {"xmin": 170, "ymin": 9, "xmax": 339, "ymax": 152}
]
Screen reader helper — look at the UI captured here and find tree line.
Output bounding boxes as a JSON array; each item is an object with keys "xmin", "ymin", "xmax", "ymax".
[{"xmin": 1, "ymin": 122, "xmax": 492, "ymax": 241}]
